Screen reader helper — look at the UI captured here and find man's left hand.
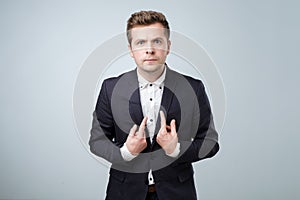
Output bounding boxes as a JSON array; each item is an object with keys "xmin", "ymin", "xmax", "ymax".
[{"xmin": 157, "ymin": 111, "xmax": 178, "ymax": 154}]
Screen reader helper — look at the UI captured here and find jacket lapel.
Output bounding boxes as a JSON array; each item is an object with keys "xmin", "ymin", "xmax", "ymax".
[
  {"xmin": 127, "ymin": 69, "xmax": 143, "ymax": 125},
  {"xmin": 151, "ymin": 67, "xmax": 178, "ymax": 149},
  {"xmin": 161, "ymin": 67, "xmax": 178, "ymax": 113}
]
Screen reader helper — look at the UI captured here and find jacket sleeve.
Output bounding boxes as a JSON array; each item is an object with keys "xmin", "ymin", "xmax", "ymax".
[
  {"xmin": 89, "ymin": 80, "xmax": 127, "ymax": 164},
  {"xmin": 175, "ymin": 80, "xmax": 220, "ymax": 164}
]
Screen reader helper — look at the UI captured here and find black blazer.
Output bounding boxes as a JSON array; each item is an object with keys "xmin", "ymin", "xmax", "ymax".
[{"xmin": 89, "ymin": 67, "xmax": 219, "ymax": 200}]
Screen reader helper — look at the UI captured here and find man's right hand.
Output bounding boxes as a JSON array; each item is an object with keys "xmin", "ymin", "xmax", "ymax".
[{"xmin": 125, "ymin": 117, "xmax": 148, "ymax": 155}]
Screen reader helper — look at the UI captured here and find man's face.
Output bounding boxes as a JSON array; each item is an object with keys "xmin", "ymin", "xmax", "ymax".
[{"xmin": 128, "ymin": 23, "xmax": 171, "ymax": 75}]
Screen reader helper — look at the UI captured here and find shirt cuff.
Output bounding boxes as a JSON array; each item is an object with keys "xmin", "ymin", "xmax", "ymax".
[
  {"xmin": 120, "ymin": 143, "xmax": 138, "ymax": 161},
  {"xmin": 166, "ymin": 142, "xmax": 180, "ymax": 158}
]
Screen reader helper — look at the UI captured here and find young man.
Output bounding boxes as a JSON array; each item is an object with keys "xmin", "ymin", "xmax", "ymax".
[{"xmin": 89, "ymin": 10, "xmax": 219, "ymax": 200}]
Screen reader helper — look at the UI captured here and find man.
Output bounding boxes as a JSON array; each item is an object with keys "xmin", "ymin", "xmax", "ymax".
[{"xmin": 89, "ymin": 10, "xmax": 219, "ymax": 200}]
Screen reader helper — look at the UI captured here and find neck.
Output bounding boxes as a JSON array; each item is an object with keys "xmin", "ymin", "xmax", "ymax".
[{"xmin": 138, "ymin": 65, "xmax": 165, "ymax": 82}]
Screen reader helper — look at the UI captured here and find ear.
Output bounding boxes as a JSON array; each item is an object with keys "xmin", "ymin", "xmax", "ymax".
[
  {"xmin": 128, "ymin": 44, "xmax": 134, "ymax": 58},
  {"xmin": 166, "ymin": 40, "xmax": 171, "ymax": 55}
]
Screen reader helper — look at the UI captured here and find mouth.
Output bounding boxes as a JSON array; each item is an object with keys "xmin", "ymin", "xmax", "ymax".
[{"xmin": 144, "ymin": 58, "xmax": 158, "ymax": 62}]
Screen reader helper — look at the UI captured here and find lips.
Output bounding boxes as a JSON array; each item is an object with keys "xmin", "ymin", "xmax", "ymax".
[{"xmin": 144, "ymin": 58, "xmax": 157, "ymax": 62}]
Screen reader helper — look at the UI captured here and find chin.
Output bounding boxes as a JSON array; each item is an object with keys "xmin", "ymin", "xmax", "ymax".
[{"xmin": 142, "ymin": 64, "xmax": 164, "ymax": 72}]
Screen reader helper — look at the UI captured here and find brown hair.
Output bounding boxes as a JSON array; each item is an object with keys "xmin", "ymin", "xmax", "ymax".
[{"xmin": 126, "ymin": 10, "xmax": 170, "ymax": 44}]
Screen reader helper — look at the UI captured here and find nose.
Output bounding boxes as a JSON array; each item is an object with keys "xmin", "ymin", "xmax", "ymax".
[
  {"xmin": 146, "ymin": 49, "xmax": 154, "ymax": 54},
  {"xmin": 145, "ymin": 42, "xmax": 155, "ymax": 54}
]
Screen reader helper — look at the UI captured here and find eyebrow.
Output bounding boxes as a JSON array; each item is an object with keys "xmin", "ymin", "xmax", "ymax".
[
  {"xmin": 134, "ymin": 37, "xmax": 165, "ymax": 42},
  {"xmin": 151, "ymin": 37, "xmax": 164, "ymax": 41}
]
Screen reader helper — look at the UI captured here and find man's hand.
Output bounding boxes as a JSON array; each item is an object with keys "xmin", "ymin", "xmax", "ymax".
[
  {"xmin": 125, "ymin": 117, "xmax": 148, "ymax": 155},
  {"xmin": 157, "ymin": 111, "xmax": 178, "ymax": 154}
]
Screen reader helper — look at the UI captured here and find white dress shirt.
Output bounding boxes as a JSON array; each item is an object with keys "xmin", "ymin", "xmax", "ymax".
[{"xmin": 120, "ymin": 66, "xmax": 180, "ymax": 184}]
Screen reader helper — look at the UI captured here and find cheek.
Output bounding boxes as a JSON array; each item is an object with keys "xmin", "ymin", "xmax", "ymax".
[
  {"xmin": 157, "ymin": 49, "xmax": 169, "ymax": 58},
  {"xmin": 131, "ymin": 51, "xmax": 144, "ymax": 64},
  {"xmin": 131, "ymin": 50, "xmax": 143, "ymax": 58}
]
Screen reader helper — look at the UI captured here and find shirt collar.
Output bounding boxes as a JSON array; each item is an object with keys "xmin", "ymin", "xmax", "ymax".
[{"xmin": 137, "ymin": 65, "xmax": 166, "ymax": 88}]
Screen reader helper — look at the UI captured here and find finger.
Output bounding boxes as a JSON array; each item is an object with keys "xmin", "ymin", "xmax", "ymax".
[
  {"xmin": 166, "ymin": 125, "xmax": 171, "ymax": 132},
  {"xmin": 137, "ymin": 116, "xmax": 147, "ymax": 137},
  {"xmin": 170, "ymin": 119, "xmax": 176, "ymax": 136},
  {"xmin": 160, "ymin": 111, "xmax": 166, "ymax": 128},
  {"xmin": 129, "ymin": 124, "xmax": 138, "ymax": 136}
]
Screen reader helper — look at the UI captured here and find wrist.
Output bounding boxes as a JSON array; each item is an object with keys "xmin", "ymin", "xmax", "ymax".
[
  {"xmin": 120, "ymin": 143, "xmax": 138, "ymax": 161},
  {"xmin": 165, "ymin": 142, "xmax": 180, "ymax": 157}
]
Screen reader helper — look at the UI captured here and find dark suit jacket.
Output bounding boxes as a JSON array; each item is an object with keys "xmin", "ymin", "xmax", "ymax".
[{"xmin": 89, "ymin": 67, "xmax": 219, "ymax": 200}]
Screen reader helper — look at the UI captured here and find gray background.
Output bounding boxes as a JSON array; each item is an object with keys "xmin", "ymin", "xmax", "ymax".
[{"xmin": 0, "ymin": 0, "xmax": 299, "ymax": 199}]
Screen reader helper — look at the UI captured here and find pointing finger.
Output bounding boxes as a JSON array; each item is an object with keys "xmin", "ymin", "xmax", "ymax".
[
  {"xmin": 137, "ymin": 116, "xmax": 147, "ymax": 137},
  {"xmin": 160, "ymin": 111, "xmax": 166, "ymax": 129}
]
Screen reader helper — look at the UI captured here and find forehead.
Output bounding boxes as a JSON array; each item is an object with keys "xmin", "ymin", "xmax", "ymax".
[{"xmin": 130, "ymin": 23, "xmax": 167, "ymax": 39}]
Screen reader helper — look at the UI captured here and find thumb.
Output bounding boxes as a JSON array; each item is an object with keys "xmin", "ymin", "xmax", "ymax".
[
  {"xmin": 170, "ymin": 119, "xmax": 176, "ymax": 135},
  {"xmin": 129, "ymin": 124, "xmax": 138, "ymax": 136}
]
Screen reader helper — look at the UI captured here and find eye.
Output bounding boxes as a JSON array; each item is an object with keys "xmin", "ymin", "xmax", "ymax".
[
  {"xmin": 153, "ymin": 39, "xmax": 162, "ymax": 44},
  {"xmin": 136, "ymin": 40, "xmax": 145, "ymax": 45}
]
